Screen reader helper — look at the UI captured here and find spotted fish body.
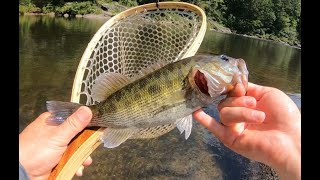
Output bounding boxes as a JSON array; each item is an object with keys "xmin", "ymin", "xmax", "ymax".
[
  {"xmin": 92, "ymin": 58, "xmax": 200, "ymax": 127},
  {"xmin": 46, "ymin": 55, "xmax": 249, "ymax": 148}
]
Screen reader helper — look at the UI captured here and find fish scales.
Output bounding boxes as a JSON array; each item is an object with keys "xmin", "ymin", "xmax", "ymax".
[{"xmin": 91, "ymin": 59, "xmax": 197, "ymax": 128}]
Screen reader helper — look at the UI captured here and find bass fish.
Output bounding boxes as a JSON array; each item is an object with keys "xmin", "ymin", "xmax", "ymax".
[{"xmin": 46, "ymin": 55, "xmax": 249, "ymax": 148}]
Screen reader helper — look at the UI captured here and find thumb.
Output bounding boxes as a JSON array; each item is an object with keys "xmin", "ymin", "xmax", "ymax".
[{"xmin": 57, "ymin": 106, "xmax": 92, "ymax": 144}]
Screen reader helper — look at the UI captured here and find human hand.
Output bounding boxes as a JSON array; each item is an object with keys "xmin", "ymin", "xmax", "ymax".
[
  {"xmin": 19, "ymin": 106, "xmax": 93, "ymax": 179},
  {"xmin": 193, "ymin": 82, "xmax": 301, "ymax": 180}
]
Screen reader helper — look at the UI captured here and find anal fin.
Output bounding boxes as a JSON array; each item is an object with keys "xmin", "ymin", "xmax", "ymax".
[
  {"xmin": 101, "ymin": 128, "xmax": 138, "ymax": 148},
  {"xmin": 175, "ymin": 115, "xmax": 193, "ymax": 139}
]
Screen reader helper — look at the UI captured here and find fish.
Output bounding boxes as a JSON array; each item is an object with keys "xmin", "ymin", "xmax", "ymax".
[{"xmin": 46, "ymin": 54, "xmax": 249, "ymax": 148}]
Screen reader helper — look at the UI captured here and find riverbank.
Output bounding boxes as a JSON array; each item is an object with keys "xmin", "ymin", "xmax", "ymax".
[
  {"xmin": 23, "ymin": 12, "xmax": 112, "ymax": 19},
  {"xmin": 207, "ymin": 20, "xmax": 301, "ymax": 49},
  {"xmin": 21, "ymin": 10, "xmax": 301, "ymax": 49}
]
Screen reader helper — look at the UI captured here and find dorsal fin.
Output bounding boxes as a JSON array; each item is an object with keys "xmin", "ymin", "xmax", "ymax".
[
  {"xmin": 132, "ymin": 62, "xmax": 168, "ymax": 80},
  {"xmin": 91, "ymin": 72, "xmax": 131, "ymax": 102}
]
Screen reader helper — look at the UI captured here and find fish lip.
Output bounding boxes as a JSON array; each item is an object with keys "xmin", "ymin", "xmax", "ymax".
[
  {"xmin": 231, "ymin": 58, "xmax": 249, "ymax": 91},
  {"xmin": 228, "ymin": 58, "xmax": 249, "ymax": 94},
  {"xmin": 205, "ymin": 57, "xmax": 249, "ymax": 96}
]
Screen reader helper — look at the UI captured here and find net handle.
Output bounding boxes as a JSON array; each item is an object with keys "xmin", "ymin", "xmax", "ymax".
[{"xmin": 49, "ymin": 2, "xmax": 207, "ymax": 180}]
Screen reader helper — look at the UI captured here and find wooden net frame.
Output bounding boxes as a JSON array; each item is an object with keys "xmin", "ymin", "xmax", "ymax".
[{"xmin": 49, "ymin": 2, "xmax": 207, "ymax": 179}]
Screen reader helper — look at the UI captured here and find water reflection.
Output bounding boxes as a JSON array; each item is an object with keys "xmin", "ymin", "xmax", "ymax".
[
  {"xmin": 19, "ymin": 16, "xmax": 300, "ymax": 179},
  {"xmin": 19, "ymin": 16, "xmax": 106, "ymax": 131},
  {"xmin": 198, "ymin": 31, "xmax": 301, "ymax": 93}
]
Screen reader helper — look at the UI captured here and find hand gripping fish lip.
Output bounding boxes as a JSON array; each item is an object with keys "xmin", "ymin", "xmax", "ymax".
[{"xmin": 190, "ymin": 56, "xmax": 249, "ymax": 98}]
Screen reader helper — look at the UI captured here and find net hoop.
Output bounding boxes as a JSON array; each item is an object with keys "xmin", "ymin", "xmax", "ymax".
[{"xmin": 71, "ymin": 1, "xmax": 207, "ymax": 103}]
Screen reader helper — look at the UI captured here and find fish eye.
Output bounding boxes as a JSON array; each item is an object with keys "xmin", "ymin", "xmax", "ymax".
[{"xmin": 220, "ymin": 55, "xmax": 229, "ymax": 61}]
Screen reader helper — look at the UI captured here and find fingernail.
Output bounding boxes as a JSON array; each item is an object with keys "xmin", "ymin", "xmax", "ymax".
[
  {"xmin": 77, "ymin": 166, "xmax": 84, "ymax": 176},
  {"xmin": 76, "ymin": 106, "xmax": 92, "ymax": 122},
  {"xmin": 252, "ymin": 111, "xmax": 265, "ymax": 122},
  {"xmin": 245, "ymin": 98, "xmax": 255, "ymax": 107}
]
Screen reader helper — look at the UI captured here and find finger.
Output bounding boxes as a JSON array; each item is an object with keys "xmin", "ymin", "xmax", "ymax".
[
  {"xmin": 193, "ymin": 109, "xmax": 225, "ymax": 140},
  {"xmin": 246, "ymin": 82, "xmax": 273, "ymax": 100},
  {"xmin": 75, "ymin": 156, "xmax": 92, "ymax": 177},
  {"xmin": 57, "ymin": 106, "xmax": 92, "ymax": 144},
  {"xmin": 76, "ymin": 165, "xmax": 84, "ymax": 176},
  {"xmin": 82, "ymin": 156, "xmax": 93, "ymax": 166},
  {"xmin": 228, "ymin": 83, "xmax": 246, "ymax": 97},
  {"xmin": 218, "ymin": 96, "xmax": 256, "ymax": 111},
  {"xmin": 220, "ymin": 107, "xmax": 265, "ymax": 126}
]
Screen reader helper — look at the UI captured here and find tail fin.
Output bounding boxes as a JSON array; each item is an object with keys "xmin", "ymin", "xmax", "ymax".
[{"xmin": 46, "ymin": 101, "xmax": 82, "ymax": 125}]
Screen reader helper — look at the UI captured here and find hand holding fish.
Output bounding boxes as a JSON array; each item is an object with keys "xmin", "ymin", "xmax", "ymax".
[
  {"xmin": 19, "ymin": 106, "xmax": 93, "ymax": 179},
  {"xmin": 193, "ymin": 82, "xmax": 301, "ymax": 180}
]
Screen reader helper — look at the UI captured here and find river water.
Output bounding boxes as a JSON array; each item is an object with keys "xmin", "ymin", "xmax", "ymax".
[{"xmin": 19, "ymin": 15, "xmax": 301, "ymax": 179}]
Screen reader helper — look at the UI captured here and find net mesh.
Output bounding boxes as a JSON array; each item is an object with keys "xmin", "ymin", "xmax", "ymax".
[{"xmin": 77, "ymin": 6, "xmax": 204, "ymax": 138}]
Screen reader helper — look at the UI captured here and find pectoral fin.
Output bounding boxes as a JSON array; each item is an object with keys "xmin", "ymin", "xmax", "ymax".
[
  {"xmin": 101, "ymin": 128, "xmax": 138, "ymax": 148},
  {"xmin": 175, "ymin": 115, "xmax": 193, "ymax": 139}
]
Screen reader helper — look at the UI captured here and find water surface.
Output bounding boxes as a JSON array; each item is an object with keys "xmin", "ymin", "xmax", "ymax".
[{"xmin": 19, "ymin": 15, "xmax": 301, "ymax": 179}]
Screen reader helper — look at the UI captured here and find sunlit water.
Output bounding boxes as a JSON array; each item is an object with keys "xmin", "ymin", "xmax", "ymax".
[{"xmin": 19, "ymin": 15, "xmax": 301, "ymax": 179}]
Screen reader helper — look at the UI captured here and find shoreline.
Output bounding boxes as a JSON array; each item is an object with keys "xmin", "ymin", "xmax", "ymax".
[
  {"xmin": 210, "ymin": 29, "xmax": 301, "ymax": 49},
  {"xmin": 22, "ymin": 12, "xmax": 112, "ymax": 19},
  {"xmin": 20, "ymin": 13, "xmax": 301, "ymax": 49}
]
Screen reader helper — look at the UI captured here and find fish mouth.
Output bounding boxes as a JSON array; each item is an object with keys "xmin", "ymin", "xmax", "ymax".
[
  {"xmin": 194, "ymin": 70, "xmax": 229, "ymax": 98},
  {"xmin": 194, "ymin": 70, "xmax": 210, "ymax": 96},
  {"xmin": 193, "ymin": 58, "xmax": 249, "ymax": 97}
]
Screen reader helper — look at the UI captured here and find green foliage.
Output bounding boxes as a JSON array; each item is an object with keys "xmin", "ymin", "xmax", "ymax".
[
  {"xmin": 136, "ymin": 0, "xmax": 155, "ymax": 5},
  {"xmin": 184, "ymin": 0, "xmax": 226, "ymax": 23},
  {"xmin": 42, "ymin": 3, "xmax": 55, "ymax": 13},
  {"xmin": 19, "ymin": 5, "xmax": 29, "ymax": 14},
  {"xmin": 296, "ymin": 16, "xmax": 301, "ymax": 41},
  {"xmin": 118, "ymin": 0, "xmax": 138, "ymax": 7},
  {"xmin": 223, "ymin": 0, "xmax": 300, "ymax": 45},
  {"xmin": 19, "ymin": 0, "xmax": 301, "ymax": 46},
  {"xmin": 19, "ymin": 3, "xmax": 42, "ymax": 14},
  {"xmin": 97, "ymin": 0, "xmax": 113, "ymax": 3},
  {"xmin": 19, "ymin": 0, "xmax": 33, "ymax": 5},
  {"xmin": 55, "ymin": 1, "xmax": 97, "ymax": 16},
  {"xmin": 224, "ymin": 0, "xmax": 275, "ymax": 34},
  {"xmin": 34, "ymin": 0, "xmax": 45, "ymax": 8},
  {"xmin": 97, "ymin": 1, "xmax": 128, "ymax": 15}
]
